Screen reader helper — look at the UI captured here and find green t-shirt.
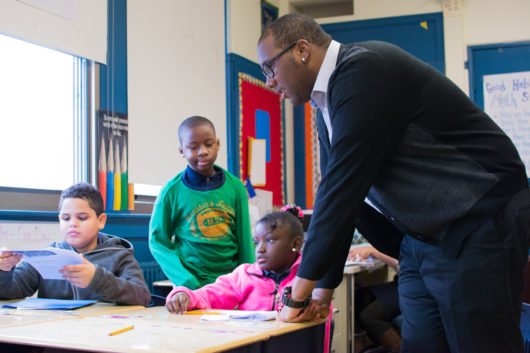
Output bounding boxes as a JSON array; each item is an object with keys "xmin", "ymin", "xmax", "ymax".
[{"xmin": 149, "ymin": 167, "xmax": 255, "ymax": 289}]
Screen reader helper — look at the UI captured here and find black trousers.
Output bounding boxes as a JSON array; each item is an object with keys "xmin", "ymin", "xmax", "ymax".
[{"xmin": 399, "ymin": 189, "xmax": 530, "ymax": 353}]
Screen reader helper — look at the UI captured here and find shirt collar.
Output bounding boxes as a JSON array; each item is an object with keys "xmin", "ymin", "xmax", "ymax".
[
  {"xmin": 182, "ymin": 165, "xmax": 224, "ymax": 191},
  {"xmin": 310, "ymin": 40, "xmax": 341, "ymax": 109}
]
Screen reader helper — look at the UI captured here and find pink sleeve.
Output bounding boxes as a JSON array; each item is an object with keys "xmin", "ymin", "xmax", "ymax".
[{"xmin": 167, "ymin": 266, "xmax": 245, "ymax": 310}]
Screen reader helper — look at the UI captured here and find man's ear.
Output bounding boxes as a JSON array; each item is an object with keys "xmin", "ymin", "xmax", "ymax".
[
  {"xmin": 178, "ymin": 146, "xmax": 184, "ymax": 157},
  {"xmin": 216, "ymin": 138, "xmax": 221, "ymax": 151},
  {"xmin": 97, "ymin": 213, "xmax": 107, "ymax": 230},
  {"xmin": 294, "ymin": 39, "xmax": 310, "ymax": 62}
]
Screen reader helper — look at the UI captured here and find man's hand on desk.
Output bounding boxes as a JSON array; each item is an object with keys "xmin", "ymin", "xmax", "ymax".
[
  {"xmin": 279, "ymin": 302, "xmax": 320, "ymax": 323},
  {"xmin": 279, "ymin": 278, "xmax": 331, "ymax": 323}
]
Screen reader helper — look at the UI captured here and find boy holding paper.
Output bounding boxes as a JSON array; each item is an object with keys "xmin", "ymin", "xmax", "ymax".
[{"xmin": 0, "ymin": 182, "xmax": 150, "ymax": 306}]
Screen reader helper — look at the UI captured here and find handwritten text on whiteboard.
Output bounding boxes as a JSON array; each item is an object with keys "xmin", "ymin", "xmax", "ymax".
[{"xmin": 484, "ymin": 71, "xmax": 530, "ymax": 171}]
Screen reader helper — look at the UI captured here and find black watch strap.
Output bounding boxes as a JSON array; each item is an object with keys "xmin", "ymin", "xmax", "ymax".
[{"xmin": 282, "ymin": 286, "xmax": 311, "ymax": 308}]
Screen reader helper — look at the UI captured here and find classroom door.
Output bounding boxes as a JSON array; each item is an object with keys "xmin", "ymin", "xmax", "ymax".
[
  {"xmin": 467, "ymin": 41, "xmax": 530, "ymax": 109},
  {"xmin": 321, "ymin": 12, "xmax": 445, "ymax": 72}
]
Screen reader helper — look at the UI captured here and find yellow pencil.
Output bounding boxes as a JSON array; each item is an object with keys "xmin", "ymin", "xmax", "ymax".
[
  {"xmin": 185, "ymin": 311, "xmax": 221, "ymax": 315},
  {"xmin": 108, "ymin": 325, "xmax": 134, "ymax": 336}
]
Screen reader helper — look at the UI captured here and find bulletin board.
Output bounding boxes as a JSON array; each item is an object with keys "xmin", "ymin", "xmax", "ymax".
[{"xmin": 238, "ymin": 73, "xmax": 285, "ymax": 207}]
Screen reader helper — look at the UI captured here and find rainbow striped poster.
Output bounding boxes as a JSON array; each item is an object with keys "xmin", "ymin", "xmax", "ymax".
[{"xmin": 96, "ymin": 110, "xmax": 129, "ymax": 211}]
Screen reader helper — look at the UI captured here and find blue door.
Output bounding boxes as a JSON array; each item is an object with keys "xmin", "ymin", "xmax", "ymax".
[
  {"xmin": 321, "ymin": 12, "xmax": 445, "ymax": 72},
  {"xmin": 467, "ymin": 41, "xmax": 530, "ymax": 109}
]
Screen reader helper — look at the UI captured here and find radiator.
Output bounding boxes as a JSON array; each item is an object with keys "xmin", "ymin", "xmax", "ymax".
[{"xmin": 139, "ymin": 261, "xmax": 167, "ymax": 292}]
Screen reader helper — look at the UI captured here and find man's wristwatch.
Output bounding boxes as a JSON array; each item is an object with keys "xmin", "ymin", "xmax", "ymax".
[{"xmin": 281, "ymin": 286, "xmax": 311, "ymax": 308}]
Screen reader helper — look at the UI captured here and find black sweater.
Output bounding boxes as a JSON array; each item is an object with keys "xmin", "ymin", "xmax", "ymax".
[{"xmin": 299, "ymin": 41, "xmax": 527, "ymax": 288}]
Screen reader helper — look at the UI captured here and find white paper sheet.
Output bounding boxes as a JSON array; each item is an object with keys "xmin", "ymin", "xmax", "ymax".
[
  {"xmin": 12, "ymin": 248, "xmax": 83, "ymax": 279},
  {"xmin": 200, "ymin": 310, "xmax": 277, "ymax": 322}
]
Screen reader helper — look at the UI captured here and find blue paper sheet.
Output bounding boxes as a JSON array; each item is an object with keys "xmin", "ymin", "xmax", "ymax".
[{"xmin": 2, "ymin": 298, "xmax": 97, "ymax": 310}]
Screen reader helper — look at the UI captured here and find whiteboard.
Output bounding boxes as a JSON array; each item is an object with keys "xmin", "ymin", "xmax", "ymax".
[
  {"xmin": 0, "ymin": 221, "xmax": 61, "ymax": 250},
  {"xmin": 483, "ymin": 71, "xmax": 530, "ymax": 171}
]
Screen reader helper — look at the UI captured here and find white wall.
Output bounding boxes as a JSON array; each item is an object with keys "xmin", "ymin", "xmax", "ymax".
[{"xmin": 127, "ymin": 0, "xmax": 226, "ymax": 187}]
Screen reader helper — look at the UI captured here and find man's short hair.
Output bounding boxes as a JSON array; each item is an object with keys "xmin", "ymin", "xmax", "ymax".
[
  {"xmin": 178, "ymin": 116, "xmax": 216, "ymax": 144},
  {"xmin": 59, "ymin": 182, "xmax": 104, "ymax": 216},
  {"xmin": 259, "ymin": 13, "xmax": 332, "ymax": 49}
]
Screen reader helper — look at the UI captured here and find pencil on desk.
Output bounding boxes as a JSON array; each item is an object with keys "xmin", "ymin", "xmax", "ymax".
[
  {"xmin": 108, "ymin": 325, "xmax": 134, "ymax": 336},
  {"xmin": 185, "ymin": 311, "xmax": 221, "ymax": 315}
]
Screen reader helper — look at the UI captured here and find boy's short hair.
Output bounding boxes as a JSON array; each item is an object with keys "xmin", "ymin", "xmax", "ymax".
[
  {"xmin": 178, "ymin": 116, "xmax": 216, "ymax": 144},
  {"xmin": 59, "ymin": 182, "xmax": 104, "ymax": 216},
  {"xmin": 257, "ymin": 211, "xmax": 304, "ymax": 240}
]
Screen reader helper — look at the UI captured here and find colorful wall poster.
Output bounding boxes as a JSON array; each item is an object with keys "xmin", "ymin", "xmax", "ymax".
[{"xmin": 96, "ymin": 110, "xmax": 129, "ymax": 211}]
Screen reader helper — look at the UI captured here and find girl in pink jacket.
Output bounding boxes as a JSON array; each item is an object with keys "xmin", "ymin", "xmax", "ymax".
[{"xmin": 166, "ymin": 207, "xmax": 332, "ymax": 352}]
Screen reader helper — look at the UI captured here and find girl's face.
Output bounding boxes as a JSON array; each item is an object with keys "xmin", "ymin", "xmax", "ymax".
[{"xmin": 253, "ymin": 221, "xmax": 299, "ymax": 272}]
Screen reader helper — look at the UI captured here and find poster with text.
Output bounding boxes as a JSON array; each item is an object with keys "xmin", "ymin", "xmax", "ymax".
[{"xmin": 96, "ymin": 110, "xmax": 129, "ymax": 211}]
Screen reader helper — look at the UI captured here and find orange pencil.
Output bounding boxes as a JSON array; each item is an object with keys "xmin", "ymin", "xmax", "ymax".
[
  {"xmin": 185, "ymin": 311, "xmax": 221, "ymax": 315},
  {"xmin": 108, "ymin": 325, "xmax": 134, "ymax": 336}
]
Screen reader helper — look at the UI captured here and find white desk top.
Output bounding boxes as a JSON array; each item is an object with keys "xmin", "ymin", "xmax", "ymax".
[{"xmin": 0, "ymin": 302, "xmax": 323, "ymax": 353}]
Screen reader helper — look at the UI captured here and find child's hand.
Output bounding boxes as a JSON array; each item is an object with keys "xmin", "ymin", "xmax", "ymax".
[
  {"xmin": 166, "ymin": 292, "xmax": 190, "ymax": 314},
  {"xmin": 59, "ymin": 256, "xmax": 96, "ymax": 288},
  {"xmin": 0, "ymin": 249, "xmax": 22, "ymax": 272},
  {"xmin": 348, "ymin": 246, "xmax": 375, "ymax": 261}
]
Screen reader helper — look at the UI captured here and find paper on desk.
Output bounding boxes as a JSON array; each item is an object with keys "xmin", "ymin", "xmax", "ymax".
[
  {"xmin": 200, "ymin": 310, "xmax": 277, "ymax": 322},
  {"xmin": 2, "ymin": 298, "xmax": 96, "ymax": 310},
  {"xmin": 345, "ymin": 255, "xmax": 376, "ymax": 267},
  {"xmin": 12, "ymin": 248, "xmax": 83, "ymax": 280}
]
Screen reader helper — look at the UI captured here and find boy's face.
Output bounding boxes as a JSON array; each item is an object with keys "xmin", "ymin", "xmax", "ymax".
[
  {"xmin": 179, "ymin": 124, "xmax": 220, "ymax": 177},
  {"xmin": 253, "ymin": 221, "xmax": 299, "ymax": 273},
  {"xmin": 59, "ymin": 197, "xmax": 107, "ymax": 253}
]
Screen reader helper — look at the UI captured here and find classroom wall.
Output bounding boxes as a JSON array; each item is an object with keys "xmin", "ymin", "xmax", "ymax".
[
  {"xmin": 127, "ymin": 0, "xmax": 226, "ymax": 187},
  {"xmin": 227, "ymin": 0, "xmax": 530, "ymax": 94}
]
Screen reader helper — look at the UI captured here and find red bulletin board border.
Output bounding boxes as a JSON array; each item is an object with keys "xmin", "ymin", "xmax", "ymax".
[{"xmin": 238, "ymin": 73, "xmax": 285, "ymax": 207}]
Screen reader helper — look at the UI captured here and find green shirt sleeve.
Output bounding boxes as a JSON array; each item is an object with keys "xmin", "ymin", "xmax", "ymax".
[{"xmin": 148, "ymin": 193, "xmax": 200, "ymax": 289}]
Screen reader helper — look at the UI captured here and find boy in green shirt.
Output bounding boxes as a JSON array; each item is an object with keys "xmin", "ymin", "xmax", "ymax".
[{"xmin": 149, "ymin": 116, "xmax": 255, "ymax": 289}]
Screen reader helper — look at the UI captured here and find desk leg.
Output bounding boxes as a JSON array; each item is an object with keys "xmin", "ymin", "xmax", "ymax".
[{"xmin": 347, "ymin": 274, "xmax": 356, "ymax": 353}]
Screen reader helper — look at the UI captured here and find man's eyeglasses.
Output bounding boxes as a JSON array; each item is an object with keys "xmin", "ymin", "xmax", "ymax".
[{"xmin": 261, "ymin": 41, "xmax": 298, "ymax": 78}]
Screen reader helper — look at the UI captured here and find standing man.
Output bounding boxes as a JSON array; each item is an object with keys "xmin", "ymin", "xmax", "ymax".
[{"xmin": 258, "ymin": 13, "xmax": 530, "ymax": 353}]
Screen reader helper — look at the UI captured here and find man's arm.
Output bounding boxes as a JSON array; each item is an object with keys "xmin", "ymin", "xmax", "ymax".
[{"xmin": 295, "ymin": 51, "xmax": 407, "ymax": 297}]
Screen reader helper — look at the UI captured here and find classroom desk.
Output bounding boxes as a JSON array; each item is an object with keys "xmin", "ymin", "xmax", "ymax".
[
  {"xmin": 332, "ymin": 261, "xmax": 387, "ymax": 353},
  {"xmin": 0, "ymin": 302, "xmax": 325, "ymax": 353},
  {"xmin": 153, "ymin": 263, "xmax": 387, "ymax": 353}
]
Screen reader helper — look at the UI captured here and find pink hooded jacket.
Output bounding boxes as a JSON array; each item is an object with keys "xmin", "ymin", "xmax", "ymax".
[
  {"xmin": 167, "ymin": 255, "xmax": 301, "ymax": 311},
  {"xmin": 167, "ymin": 255, "xmax": 332, "ymax": 353}
]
